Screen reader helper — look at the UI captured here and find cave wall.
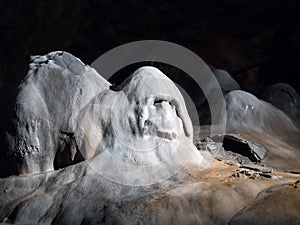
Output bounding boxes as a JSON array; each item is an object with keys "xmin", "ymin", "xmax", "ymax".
[{"xmin": 0, "ymin": 0, "xmax": 299, "ymax": 99}]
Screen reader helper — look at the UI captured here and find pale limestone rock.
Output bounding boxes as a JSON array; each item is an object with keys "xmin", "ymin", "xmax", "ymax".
[
  {"xmin": 225, "ymin": 90, "xmax": 297, "ymax": 134},
  {"xmin": 0, "ymin": 56, "xmax": 204, "ymax": 182},
  {"xmin": 0, "ymin": 51, "xmax": 110, "ymax": 177},
  {"xmin": 76, "ymin": 66, "xmax": 204, "ymax": 185}
]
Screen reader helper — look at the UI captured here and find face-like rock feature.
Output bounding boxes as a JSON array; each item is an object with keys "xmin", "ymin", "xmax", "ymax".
[
  {"xmin": 136, "ymin": 97, "xmax": 182, "ymax": 140},
  {"xmin": 104, "ymin": 67, "xmax": 193, "ymax": 140},
  {"xmin": 77, "ymin": 67, "xmax": 203, "ymax": 184},
  {"xmin": 118, "ymin": 67, "xmax": 192, "ymax": 141},
  {"xmin": 1, "ymin": 56, "xmax": 204, "ymax": 181}
]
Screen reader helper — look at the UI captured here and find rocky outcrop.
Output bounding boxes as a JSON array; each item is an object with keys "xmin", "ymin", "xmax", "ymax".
[
  {"xmin": 211, "ymin": 67, "xmax": 240, "ymax": 93},
  {"xmin": 263, "ymin": 83, "xmax": 300, "ymax": 129},
  {"xmin": 0, "ymin": 51, "xmax": 110, "ymax": 177},
  {"xmin": 74, "ymin": 66, "xmax": 205, "ymax": 185},
  {"xmin": 1, "ymin": 52, "xmax": 300, "ymax": 224},
  {"xmin": 195, "ymin": 134, "xmax": 267, "ymax": 165},
  {"xmin": 0, "ymin": 152, "xmax": 299, "ymax": 225},
  {"xmin": 222, "ymin": 90, "xmax": 300, "ymax": 172},
  {"xmin": 225, "ymin": 90, "xmax": 297, "ymax": 134},
  {"xmin": 0, "ymin": 55, "xmax": 204, "ymax": 185}
]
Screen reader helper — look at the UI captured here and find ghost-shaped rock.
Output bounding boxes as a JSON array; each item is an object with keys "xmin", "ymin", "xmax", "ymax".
[
  {"xmin": 76, "ymin": 67, "xmax": 203, "ymax": 185},
  {"xmin": 0, "ymin": 54, "xmax": 204, "ymax": 181}
]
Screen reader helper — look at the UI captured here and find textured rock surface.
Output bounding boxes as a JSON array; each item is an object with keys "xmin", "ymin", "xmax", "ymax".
[
  {"xmin": 195, "ymin": 123, "xmax": 300, "ymax": 173},
  {"xmin": 229, "ymin": 182, "xmax": 300, "ymax": 225},
  {"xmin": 195, "ymin": 134, "xmax": 267, "ymax": 165},
  {"xmin": 0, "ymin": 51, "xmax": 110, "ymax": 177},
  {"xmin": 217, "ymin": 90, "xmax": 300, "ymax": 172},
  {"xmin": 263, "ymin": 83, "xmax": 300, "ymax": 129},
  {"xmin": 74, "ymin": 66, "xmax": 204, "ymax": 185},
  {"xmin": 225, "ymin": 90, "xmax": 298, "ymax": 134},
  {"xmin": 0, "ymin": 57, "xmax": 204, "ymax": 183},
  {"xmin": 0, "ymin": 154, "xmax": 299, "ymax": 225},
  {"xmin": 1, "ymin": 53, "xmax": 300, "ymax": 224}
]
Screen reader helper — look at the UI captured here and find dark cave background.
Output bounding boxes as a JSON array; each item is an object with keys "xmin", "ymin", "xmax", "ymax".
[{"xmin": 0, "ymin": 0, "xmax": 299, "ymax": 100}]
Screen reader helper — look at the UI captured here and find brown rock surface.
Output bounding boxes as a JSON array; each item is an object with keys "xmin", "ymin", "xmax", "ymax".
[{"xmin": 0, "ymin": 147, "xmax": 299, "ymax": 224}]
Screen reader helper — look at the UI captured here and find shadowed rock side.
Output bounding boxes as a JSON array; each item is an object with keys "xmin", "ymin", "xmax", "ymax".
[
  {"xmin": 210, "ymin": 67, "xmax": 240, "ymax": 93},
  {"xmin": 195, "ymin": 135, "xmax": 267, "ymax": 165},
  {"xmin": 0, "ymin": 54, "xmax": 204, "ymax": 183},
  {"xmin": 74, "ymin": 66, "xmax": 205, "ymax": 185},
  {"xmin": 196, "ymin": 68, "xmax": 240, "ymax": 125},
  {"xmin": 220, "ymin": 90, "xmax": 300, "ymax": 171},
  {"xmin": 1, "ymin": 53, "xmax": 300, "ymax": 224},
  {"xmin": 263, "ymin": 83, "xmax": 300, "ymax": 129},
  {"xmin": 0, "ymin": 51, "xmax": 110, "ymax": 177}
]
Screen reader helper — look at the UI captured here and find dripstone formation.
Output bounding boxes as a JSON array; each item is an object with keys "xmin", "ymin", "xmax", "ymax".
[{"xmin": 0, "ymin": 52, "xmax": 300, "ymax": 225}]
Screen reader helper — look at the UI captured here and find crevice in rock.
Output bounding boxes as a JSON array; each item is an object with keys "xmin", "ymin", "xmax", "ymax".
[
  {"xmin": 222, "ymin": 136, "xmax": 258, "ymax": 162},
  {"xmin": 53, "ymin": 131, "xmax": 84, "ymax": 170}
]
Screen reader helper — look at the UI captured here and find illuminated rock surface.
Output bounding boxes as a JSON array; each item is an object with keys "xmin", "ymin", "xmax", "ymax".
[
  {"xmin": 0, "ymin": 51, "xmax": 110, "ymax": 177},
  {"xmin": 0, "ymin": 52, "xmax": 300, "ymax": 225}
]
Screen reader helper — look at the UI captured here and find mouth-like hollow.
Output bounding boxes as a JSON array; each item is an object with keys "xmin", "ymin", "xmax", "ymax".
[{"xmin": 142, "ymin": 119, "xmax": 178, "ymax": 140}]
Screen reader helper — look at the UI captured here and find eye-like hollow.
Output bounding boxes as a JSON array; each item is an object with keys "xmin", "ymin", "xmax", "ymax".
[{"xmin": 153, "ymin": 99, "xmax": 164, "ymax": 105}]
